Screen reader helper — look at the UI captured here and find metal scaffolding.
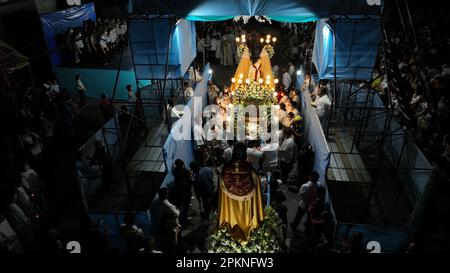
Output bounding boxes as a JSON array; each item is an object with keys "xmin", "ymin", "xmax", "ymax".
[
  {"xmin": 80, "ymin": 15, "xmax": 188, "ymax": 212},
  {"xmin": 307, "ymin": 12, "xmax": 435, "ymax": 235}
]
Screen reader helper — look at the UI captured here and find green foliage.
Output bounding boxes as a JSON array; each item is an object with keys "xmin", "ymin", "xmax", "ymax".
[{"xmin": 206, "ymin": 207, "xmax": 284, "ymax": 253}]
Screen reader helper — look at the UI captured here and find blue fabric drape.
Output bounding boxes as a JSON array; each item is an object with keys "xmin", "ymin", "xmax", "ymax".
[
  {"xmin": 40, "ymin": 3, "xmax": 96, "ymax": 67},
  {"xmin": 312, "ymin": 17, "xmax": 381, "ymax": 80},
  {"xmin": 129, "ymin": 0, "xmax": 382, "ymax": 22},
  {"xmin": 128, "ymin": 18, "xmax": 196, "ymax": 79},
  {"xmin": 163, "ymin": 64, "xmax": 210, "ymax": 175}
]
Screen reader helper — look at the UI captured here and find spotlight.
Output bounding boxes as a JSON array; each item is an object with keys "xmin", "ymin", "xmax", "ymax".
[
  {"xmin": 274, "ymin": 78, "xmax": 279, "ymax": 84},
  {"xmin": 266, "ymin": 39, "xmax": 270, "ymax": 44},
  {"xmin": 296, "ymin": 70, "xmax": 302, "ymax": 76},
  {"xmin": 272, "ymin": 37, "xmax": 277, "ymax": 42},
  {"xmin": 266, "ymin": 75, "xmax": 271, "ymax": 80},
  {"xmin": 231, "ymin": 77, "xmax": 236, "ymax": 83},
  {"xmin": 266, "ymin": 34, "xmax": 271, "ymax": 39},
  {"xmin": 238, "ymin": 79, "xmax": 243, "ymax": 84},
  {"xmin": 241, "ymin": 34, "xmax": 245, "ymax": 39},
  {"xmin": 265, "ymin": 80, "xmax": 270, "ymax": 85},
  {"xmin": 242, "ymin": 38, "xmax": 246, "ymax": 43},
  {"xmin": 239, "ymin": 73, "xmax": 244, "ymax": 79},
  {"xmin": 260, "ymin": 38, "xmax": 264, "ymax": 43},
  {"xmin": 208, "ymin": 69, "xmax": 213, "ymax": 74},
  {"xmin": 236, "ymin": 37, "xmax": 240, "ymax": 42}
]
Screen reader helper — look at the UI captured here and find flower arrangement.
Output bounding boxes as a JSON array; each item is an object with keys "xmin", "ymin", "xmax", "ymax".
[
  {"xmin": 237, "ymin": 44, "xmax": 247, "ymax": 58},
  {"xmin": 263, "ymin": 44, "xmax": 274, "ymax": 58},
  {"xmin": 233, "ymin": 16, "xmax": 272, "ymax": 25},
  {"xmin": 233, "ymin": 81, "xmax": 276, "ymax": 106},
  {"xmin": 206, "ymin": 207, "xmax": 284, "ymax": 253}
]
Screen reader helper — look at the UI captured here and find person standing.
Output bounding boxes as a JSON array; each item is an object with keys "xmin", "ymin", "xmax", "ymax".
[
  {"xmin": 247, "ymin": 140, "xmax": 264, "ymax": 172},
  {"xmin": 76, "ymin": 75, "xmax": 87, "ymax": 108},
  {"xmin": 278, "ymin": 128, "xmax": 295, "ymax": 184},
  {"xmin": 207, "ymin": 80, "xmax": 220, "ymax": 105},
  {"xmin": 98, "ymin": 94, "xmax": 114, "ymax": 122},
  {"xmin": 288, "ymin": 62, "xmax": 296, "ymax": 81},
  {"xmin": 290, "ymin": 171, "xmax": 319, "ymax": 231},
  {"xmin": 210, "ymin": 35, "xmax": 219, "ymax": 64},
  {"xmin": 312, "ymin": 86, "xmax": 332, "ymax": 131},
  {"xmin": 183, "ymin": 82, "xmax": 194, "ymax": 101},
  {"xmin": 282, "ymin": 68, "xmax": 291, "ymax": 90},
  {"xmin": 221, "ymin": 36, "xmax": 233, "ymax": 66},
  {"xmin": 120, "ymin": 212, "xmax": 146, "ymax": 254},
  {"xmin": 156, "ymin": 187, "xmax": 180, "ymax": 254}
]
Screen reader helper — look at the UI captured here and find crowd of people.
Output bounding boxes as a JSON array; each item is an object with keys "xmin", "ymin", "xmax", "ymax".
[
  {"xmin": 0, "ymin": 76, "xmax": 84, "ymax": 252},
  {"xmin": 372, "ymin": 5, "xmax": 450, "ymax": 169},
  {"xmin": 57, "ymin": 17, "xmax": 127, "ymax": 65}
]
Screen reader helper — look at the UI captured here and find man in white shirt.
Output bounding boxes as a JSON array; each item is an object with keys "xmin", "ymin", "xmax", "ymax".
[
  {"xmin": 282, "ymin": 68, "xmax": 291, "ymax": 90},
  {"xmin": 290, "ymin": 171, "xmax": 319, "ymax": 231},
  {"xmin": 279, "ymin": 128, "xmax": 296, "ymax": 184},
  {"xmin": 210, "ymin": 36, "xmax": 219, "ymax": 63},
  {"xmin": 183, "ymin": 82, "xmax": 194, "ymax": 100},
  {"xmin": 223, "ymin": 140, "xmax": 235, "ymax": 163},
  {"xmin": 261, "ymin": 138, "xmax": 279, "ymax": 170},
  {"xmin": 312, "ymin": 86, "xmax": 332, "ymax": 131},
  {"xmin": 247, "ymin": 140, "xmax": 264, "ymax": 171},
  {"xmin": 156, "ymin": 187, "xmax": 180, "ymax": 250}
]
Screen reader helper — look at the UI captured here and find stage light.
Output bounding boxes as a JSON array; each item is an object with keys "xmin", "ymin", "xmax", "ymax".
[
  {"xmin": 297, "ymin": 70, "xmax": 302, "ymax": 76},
  {"xmin": 245, "ymin": 79, "xmax": 250, "ymax": 84},
  {"xmin": 260, "ymin": 38, "xmax": 264, "ymax": 43},
  {"xmin": 208, "ymin": 69, "xmax": 213, "ymax": 74},
  {"xmin": 266, "ymin": 80, "xmax": 271, "ymax": 85},
  {"xmin": 239, "ymin": 73, "xmax": 244, "ymax": 79},
  {"xmin": 274, "ymin": 78, "xmax": 279, "ymax": 84},
  {"xmin": 238, "ymin": 79, "xmax": 243, "ymax": 84},
  {"xmin": 266, "ymin": 75, "xmax": 271, "ymax": 80},
  {"xmin": 242, "ymin": 38, "xmax": 246, "ymax": 43},
  {"xmin": 258, "ymin": 78, "xmax": 264, "ymax": 84},
  {"xmin": 236, "ymin": 37, "xmax": 240, "ymax": 42},
  {"xmin": 231, "ymin": 77, "xmax": 236, "ymax": 83},
  {"xmin": 241, "ymin": 34, "xmax": 245, "ymax": 39},
  {"xmin": 266, "ymin": 39, "xmax": 270, "ymax": 44},
  {"xmin": 272, "ymin": 37, "xmax": 277, "ymax": 42},
  {"xmin": 267, "ymin": 34, "xmax": 271, "ymax": 39}
]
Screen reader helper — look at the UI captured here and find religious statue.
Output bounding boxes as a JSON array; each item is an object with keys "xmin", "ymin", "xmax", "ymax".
[
  {"xmin": 248, "ymin": 58, "xmax": 262, "ymax": 82},
  {"xmin": 217, "ymin": 142, "xmax": 264, "ymax": 242}
]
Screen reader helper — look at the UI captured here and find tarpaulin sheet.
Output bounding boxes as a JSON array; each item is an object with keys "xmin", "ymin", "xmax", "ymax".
[{"xmin": 40, "ymin": 3, "xmax": 96, "ymax": 67}]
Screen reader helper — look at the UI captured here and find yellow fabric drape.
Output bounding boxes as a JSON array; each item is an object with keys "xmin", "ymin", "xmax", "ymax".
[
  {"xmin": 259, "ymin": 47, "xmax": 275, "ymax": 90},
  {"xmin": 231, "ymin": 47, "xmax": 275, "ymax": 91},
  {"xmin": 217, "ymin": 171, "xmax": 265, "ymax": 242},
  {"xmin": 230, "ymin": 47, "xmax": 251, "ymax": 91}
]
